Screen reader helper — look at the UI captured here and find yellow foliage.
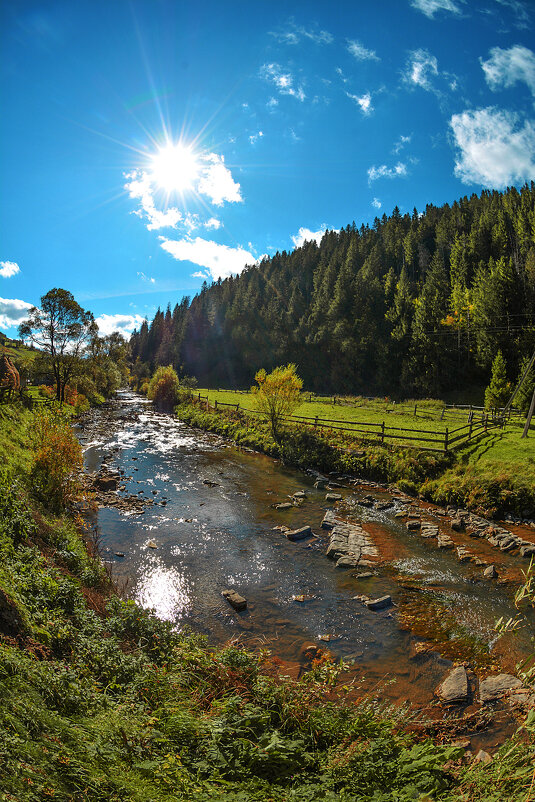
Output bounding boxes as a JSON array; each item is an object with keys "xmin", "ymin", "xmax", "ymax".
[{"xmin": 251, "ymin": 364, "xmax": 303, "ymax": 442}]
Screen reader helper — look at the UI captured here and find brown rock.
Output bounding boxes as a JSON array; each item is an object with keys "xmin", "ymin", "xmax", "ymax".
[
  {"xmin": 437, "ymin": 666, "xmax": 469, "ymax": 703},
  {"xmin": 222, "ymin": 589, "xmax": 247, "ymax": 611}
]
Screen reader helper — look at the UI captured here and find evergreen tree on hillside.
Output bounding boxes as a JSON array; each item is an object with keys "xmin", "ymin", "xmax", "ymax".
[{"xmin": 485, "ymin": 350, "xmax": 511, "ymax": 410}]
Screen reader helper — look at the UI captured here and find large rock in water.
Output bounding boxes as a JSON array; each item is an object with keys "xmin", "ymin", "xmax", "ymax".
[
  {"xmin": 325, "ymin": 515, "xmax": 378, "ymax": 567},
  {"xmin": 285, "ymin": 526, "xmax": 312, "ymax": 541},
  {"xmin": 437, "ymin": 666, "xmax": 469, "ymax": 703},
  {"xmin": 222, "ymin": 589, "xmax": 247, "ymax": 611},
  {"xmin": 479, "ymin": 674, "xmax": 522, "ymax": 703}
]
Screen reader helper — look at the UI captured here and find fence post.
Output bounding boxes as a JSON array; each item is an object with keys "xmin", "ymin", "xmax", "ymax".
[
  {"xmin": 440, "ymin": 406, "xmax": 445, "ymax": 420},
  {"xmin": 381, "ymin": 421, "xmax": 385, "ymax": 443},
  {"xmin": 215, "ymin": 400, "xmax": 218, "ymax": 409},
  {"xmin": 314, "ymin": 416, "xmax": 318, "ymax": 427},
  {"xmin": 236, "ymin": 403, "xmax": 239, "ymax": 411},
  {"xmin": 444, "ymin": 428, "xmax": 449, "ymax": 452},
  {"xmin": 198, "ymin": 392, "xmax": 201, "ymax": 400},
  {"xmin": 469, "ymin": 417, "xmax": 473, "ymax": 440},
  {"xmin": 414, "ymin": 403, "xmax": 417, "ymax": 416},
  {"xmin": 484, "ymin": 414, "xmax": 488, "ymax": 433}
]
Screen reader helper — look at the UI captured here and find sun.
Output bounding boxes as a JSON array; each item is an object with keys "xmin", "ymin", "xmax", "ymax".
[{"xmin": 149, "ymin": 143, "xmax": 199, "ymax": 193}]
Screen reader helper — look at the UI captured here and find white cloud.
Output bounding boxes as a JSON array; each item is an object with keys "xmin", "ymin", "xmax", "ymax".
[
  {"xmin": 124, "ymin": 149, "xmax": 242, "ymax": 234},
  {"xmin": 159, "ymin": 237, "xmax": 255, "ymax": 280},
  {"xmin": 270, "ymin": 22, "xmax": 333, "ymax": 46},
  {"xmin": 393, "ymin": 134, "xmax": 412, "ymax": 154},
  {"xmin": 260, "ymin": 63, "xmax": 306, "ymax": 101},
  {"xmin": 0, "ymin": 261, "xmax": 20, "ymax": 278},
  {"xmin": 249, "ymin": 131, "xmax": 264, "ymax": 145},
  {"xmin": 410, "ymin": 0, "xmax": 464, "ymax": 17},
  {"xmin": 291, "ymin": 226, "xmax": 330, "ymax": 248},
  {"xmin": 94, "ymin": 313, "xmax": 146, "ymax": 338},
  {"xmin": 481, "ymin": 45, "xmax": 535, "ymax": 96},
  {"xmin": 450, "ymin": 106, "xmax": 535, "ymax": 188},
  {"xmin": 196, "ymin": 153, "xmax": 242, "ymax": 206},
  {"xmin": 191, "ymin": 270, "xmax": 210, "ymax": 279},
  {"xmin": 404, "ymin": 49, "xmax": 439, "ymax": 91},
  {"xmin": 367, "ymin": 162, "xmax": 408, "ymax": 182},
  {"xmin": 372, "ymin": 198, "xmax": 382, "ymax": 209},
  {"xmin": 204, "ymin": 217, "xmax": 222, "ymax": 230},
  {"xmin": 0, "ymin": 297, "xmax": 33, "ymax": 329},
  {"xmin": 347, "ymin": 40, "xmax": 379, "ymax": 61},
  {"xmin": 347, "ymin": 91, "xmax": 373, "ymax": 115},
  {"xmin": 137, "ymin": 271, "xmax": 155, "ymax": 284}
]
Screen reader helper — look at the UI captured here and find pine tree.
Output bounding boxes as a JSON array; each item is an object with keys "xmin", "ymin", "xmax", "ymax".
[{"xmin": 484, "ymin": 350, "xmax": 511, "ymax": 410}]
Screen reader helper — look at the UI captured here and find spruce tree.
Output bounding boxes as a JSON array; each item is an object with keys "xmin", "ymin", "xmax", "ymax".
[
  {"xmin": 484, "ymin": 350, "xmax": 510, "ymax": 410},
  {"xmin": 516, "ymin": 355, "xmax": 535, "ymax": 413}
]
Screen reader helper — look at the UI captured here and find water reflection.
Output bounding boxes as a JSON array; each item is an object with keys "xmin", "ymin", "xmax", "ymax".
[{"xmin": 134, "ymin": 558, "xmax": 191, "ymax": 621}]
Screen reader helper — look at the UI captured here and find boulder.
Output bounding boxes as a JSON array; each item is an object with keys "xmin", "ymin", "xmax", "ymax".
[
  {"xmin": 222, "ymin": 589, "xmax": 247, "ymax": 611},
  {"xmin": 286, "ymin": 526, "xmax": 312, "ymax": 542},
  {"xmin": 483, "ymin": 565, "xmax": 498, "ymax": 579},
  {"xmin": 479, "ymin": 674, "xmax": 522, "ymax": 703},
  {"xmin": 365, "ymin": 595, "xmax": 393, "ymax": 611},
  {"xmin": 438, "ymin": 535, "xmax": 454, "ymax": 549},
  {"xmin": 325, "ymin": 493, "xmax": 342, "ymax": 502},
  {"xmin": 95, "ymin": 474, "xmax": 119, "ymax": 491},
  {"xmin": 520, "ymin": 545, "xmax": 535, "ymax": 558},
  {"xmin": 437, "ymin": 666, "xmax": 469, "ymax": 703},
  {"xmin": 451, "ymin": 518, "xmax": 464, "ymax": 531},
  {"xmin": 406, "ymin": 519, "xmax": 421, "ymax": 531},
  {"xmin": 314, "ymin": 479, "xmax": 328, "ymax": 489}
]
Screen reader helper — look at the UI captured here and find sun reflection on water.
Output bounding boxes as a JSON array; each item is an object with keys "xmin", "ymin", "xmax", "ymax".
[{"xmin": 134, "ymin": 559, "xmax": 191, "ymax": 621}]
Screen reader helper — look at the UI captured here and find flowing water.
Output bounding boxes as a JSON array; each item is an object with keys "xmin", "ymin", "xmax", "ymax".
[{"xmin": 77, "ymin": 391, "xmax": 535, "ymax": 722}]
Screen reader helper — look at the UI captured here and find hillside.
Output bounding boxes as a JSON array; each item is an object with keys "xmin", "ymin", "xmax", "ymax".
[{"xmin": 130, "ymin": 184, "xmax": 535, "ymax": 398}]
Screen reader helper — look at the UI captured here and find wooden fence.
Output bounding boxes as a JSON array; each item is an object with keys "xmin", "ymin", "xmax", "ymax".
[{"xmin": 193, "ymin": 395, "xmax": 500, "ymax": 453}]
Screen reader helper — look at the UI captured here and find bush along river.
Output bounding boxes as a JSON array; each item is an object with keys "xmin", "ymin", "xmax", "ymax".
[{"xmin": 76, "ymin": 390, "xmax": 535, "ymax": 752}]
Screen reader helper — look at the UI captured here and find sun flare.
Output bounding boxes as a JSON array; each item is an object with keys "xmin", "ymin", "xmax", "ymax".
[{"xmin": 150, "ymin": 143, "xmax": 199, "ymax": 193}]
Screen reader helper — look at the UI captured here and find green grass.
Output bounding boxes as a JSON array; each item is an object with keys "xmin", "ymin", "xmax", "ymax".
[{"xmin": 198, "ymin": 388, "xmax": 534, "ymax": 461}]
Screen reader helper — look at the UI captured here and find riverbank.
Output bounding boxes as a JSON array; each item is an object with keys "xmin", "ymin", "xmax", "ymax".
[
  {"xmin": 1, "ymin": 400, "xmax": 535, "ymax": 800},
  {"xmin": 175, "ymin": 398, "xmax": 535, "ymax": 519}
]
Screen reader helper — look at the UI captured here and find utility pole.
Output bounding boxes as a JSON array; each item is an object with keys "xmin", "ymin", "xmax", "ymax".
[{"xmin": 522, "ymin": 385, "xmax": 535, "ymax": 438}]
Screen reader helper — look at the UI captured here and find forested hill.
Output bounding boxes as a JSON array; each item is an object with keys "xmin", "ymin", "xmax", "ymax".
[{"xmin": 130, "ymin": 183, "xmax": 535, "ymax": 398}]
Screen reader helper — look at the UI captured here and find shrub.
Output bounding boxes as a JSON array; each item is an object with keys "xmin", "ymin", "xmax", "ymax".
[
  {"xmin": 30, "ymin": 407, "xmax": 83, "ymax": 510},
  {"xmin": 147, "ymin": 366, "xmax": 189, "ymax": 410}
]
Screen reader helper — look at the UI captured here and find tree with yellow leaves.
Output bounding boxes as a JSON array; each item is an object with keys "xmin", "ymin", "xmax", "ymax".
[{"xmin": 251, "ymin": 364, "xmax": 303, "ymax": 442}]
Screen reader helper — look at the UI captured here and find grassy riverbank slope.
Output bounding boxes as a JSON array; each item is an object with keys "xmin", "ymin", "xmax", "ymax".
[
  {"xmin": 1, "ymin": 402, "xmax": 535, "ymax": 800},
  {"xmin": 183, "ymin": 392, "xmax": 535, "ymax": 518}
]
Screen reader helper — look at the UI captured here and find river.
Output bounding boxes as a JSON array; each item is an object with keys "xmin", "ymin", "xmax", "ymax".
[{"xmin": 77, "ymin": 391, "xmax": 535, "ymax": 722}]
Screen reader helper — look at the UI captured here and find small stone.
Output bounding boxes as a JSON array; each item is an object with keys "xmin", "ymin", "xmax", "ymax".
[
  {"xmin": 365, "ymin": 595, "xmax": 393, "ymax": 611},
  {"xmin": 285, "ymin": 526, "xmax": 312, "ymax": 541},
  {"xmin": 451, "ymin": 518, "xmax": 464, "ymax": 531},
  {"xmin": 146, "ymin": 539, "xmax": 157, "ymax": 549},
  {"xmin": 222, "ymin": 589, "xmax": 247, "ymax": 611},
  {"xmin": 520, "ymin": 545, "xmax": 535, "ymax": 558},
  {"xmin": 325, "ymin": 493, "xmax": 342, "ymax": 502},
  {"xmin": 474, "ymin": 750, "xmax": 492, "ymax": 765},
  {"xmin": 292, "ymin": 490, "xmax": 307, "ymax": 499},
  {"xmin": 483, "ymin": 565, "xmax": 498, "ymax": 579},
  {"xmin": 353, "ymin": 572, "xmax": 374, "ymax": 579},
  {"xmin": 276, "ymin": 502, "xmax": 293, "ymax": 510},
  {"xmin": 406, "ymin": 519, "xmax": 421, "ymax": 531},
  {"xmin": 479, "ymin": 674, "xmax": 522, "ymax": 703},
  {"xmin": 314, "ymin": 479, "xmax": 328, "ymax": 489},
  {"xmin": 114, "ymin": 552, "xmax": 125, "ymax": 558},
  {"xmin": 437, "ymin": 666, "xmax": 469, "ymax": 703}
]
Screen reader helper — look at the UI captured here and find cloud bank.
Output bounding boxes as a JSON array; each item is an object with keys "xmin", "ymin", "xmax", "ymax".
[
  {"xmin": 450, "ymin": 107, "xmax": 535, "ymax": 188},
  {"xmin": 94, "ymin": 313, "xmax": 146, "ymax": 338},
  {"xmin": 0, "ymin": 297, "xmax": 33, "ymax": 330}
]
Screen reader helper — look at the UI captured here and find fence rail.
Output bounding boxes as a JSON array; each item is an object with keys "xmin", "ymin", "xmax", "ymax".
[{"xmin": 193, "ymin": 394, "xmax": 501, "ymax": 453}]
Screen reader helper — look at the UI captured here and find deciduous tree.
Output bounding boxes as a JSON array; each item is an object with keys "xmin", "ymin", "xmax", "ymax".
[{"xmin": 252, "ymin": 364, "xmax": 302, "ymax": 442}]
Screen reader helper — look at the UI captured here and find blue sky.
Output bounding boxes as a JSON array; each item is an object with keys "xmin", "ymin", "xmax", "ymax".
[{"xmin": 1, "ymin": 0, "xmax": 535, "ymax": 337}]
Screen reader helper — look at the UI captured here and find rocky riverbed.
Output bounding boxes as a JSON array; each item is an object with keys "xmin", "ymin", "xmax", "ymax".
[{"xmin": 77, "ymin": 391, "xmax": 535, "ymax": 753}]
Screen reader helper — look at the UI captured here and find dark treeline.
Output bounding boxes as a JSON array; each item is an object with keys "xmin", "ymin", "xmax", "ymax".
[{"xmin": 130, "ymin": 184, "xmax": 535, "ymax": 397}]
